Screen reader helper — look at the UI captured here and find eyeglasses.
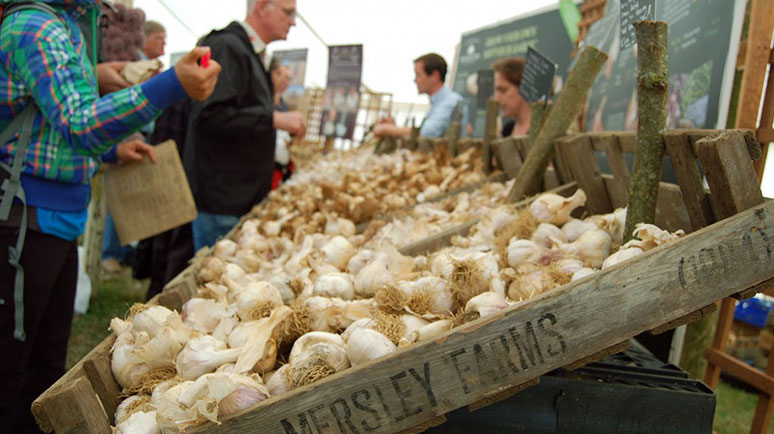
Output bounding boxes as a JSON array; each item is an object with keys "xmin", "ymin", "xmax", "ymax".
[{"xmin": 266, "ymin": 1, "xmax": 297, "ymax": 19}]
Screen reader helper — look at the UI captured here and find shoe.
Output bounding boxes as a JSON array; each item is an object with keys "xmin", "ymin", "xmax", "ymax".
[{"xmin": 101, "ymin": 258, "xmax": 122, "ymax": 274}]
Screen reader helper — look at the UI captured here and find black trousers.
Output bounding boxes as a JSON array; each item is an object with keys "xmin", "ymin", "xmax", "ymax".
[
  {"xmin": 0, "ymin": 226, "xmax": 77, "ymax": 434},
  {"xmin": 146, "ymin": 223, "xmax": 194, "ymax": 301}
]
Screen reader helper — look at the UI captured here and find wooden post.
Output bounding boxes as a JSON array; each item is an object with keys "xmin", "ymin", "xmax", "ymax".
[
  {"xmin": 734, "ymin": 0, "xmax": 774, "ymax": 182},
  {"xmin": 407, "ymin": 119, "xmax": 420, "ymax": 151},
  {"xmin": 623, "ymin": 21, "xmax": 669, "ymax": 243},
  {"xmin": 445, "ymin": 108, "xmax": 463, "ymax": 156},
  {"xmin": 83, "ymin": 170, "xmax": 106, "ymax": 294},
  {"xmin": 482, "ymin": 99, "xmax": 499, "ymax": 174},
  {"xmin": 507, "ymin": 46, "xmax": 607, "ymax": 202},
  {"xmin": 527, "ymin": 101, "xmax": 550, "ymax": 149}
]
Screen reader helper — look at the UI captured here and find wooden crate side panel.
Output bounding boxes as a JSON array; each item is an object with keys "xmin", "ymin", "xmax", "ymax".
[
  {"xmin": 41, "ymin": 376, "xmax": 112, "ymax": 434},
  {"xmin": 189, "ymin": 200, "xmax": 774, "ymax": 434},
  {"xmin": 556, "ymin": 135, "xmax": 613, "ymax": 214}
]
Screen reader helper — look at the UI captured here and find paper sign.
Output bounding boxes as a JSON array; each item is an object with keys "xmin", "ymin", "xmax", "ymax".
[
  {"xmin": 519, "ymin": 47, "xmax": 557, "ymax": 103},
  {"xmin": 620, "ymin": 0, "xmax": 656, "ymax": 49},
  {"xmin": 105, "ymin": 140, "xmax": 197, "ymax": 245},
  {"xmin": 476, "ymin": 69, "xmax": 494, "ymax": 109}
]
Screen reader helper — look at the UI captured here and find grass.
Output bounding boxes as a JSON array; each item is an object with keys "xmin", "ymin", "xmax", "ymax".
[
  {"xmin": 65, "ymin": 273, "xmax": 774, "ymax": 432},
  {"xmin": 66, "ymin": 269, "xmax": 147, "ymax": 369}
]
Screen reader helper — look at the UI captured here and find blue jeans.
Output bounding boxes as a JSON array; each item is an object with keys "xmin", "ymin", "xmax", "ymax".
[
  {"xmin": 192, "ymin": 212, "xmax": 239, "ymax": 251},
  {"xmin": 102, "ymin": 214, "xmax": 133, "ymax": 261}
]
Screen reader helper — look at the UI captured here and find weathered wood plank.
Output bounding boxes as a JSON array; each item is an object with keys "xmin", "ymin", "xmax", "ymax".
[
  {"xmin": 82, "ymin": 339, "xmax": 122, "ymax": 425},
  {"xmin": 558, "ymin": 135, "xmax": 613, "ymax": 214},
  {"xmin": 41, "ymin": 376, "xmax": 111, "ymax": 434},
  {"xmin": 696, "ymin": 131, "xmax": 764, "ymax": 220},
  {"xmin": 467, "ymin": 378, "xmax": 539, "ymax": 412},
  {"xmin": 705, "ymin": 347, "xmax": 774, "ymax": 395},
  {"xmin": 595, "ymin": 134, "xmax": 630, "ymax": 208},
  {"xmin": 189, "ymin": 200, "xmax": 774, "ymax": 434},
  {"xmin": 563, "ymin": 341, "xmax": 630, "ymax": 371},
  {"xmin": 649, "ymin": 304, "xmax": 717, "ymax": 335},
  {"xmin": 492, "ymin": 137, "xmax": 525, "ymax": 179},
  {"xmin": 664, "ymin": 132, "xmax": 714, "ymax": 232}
]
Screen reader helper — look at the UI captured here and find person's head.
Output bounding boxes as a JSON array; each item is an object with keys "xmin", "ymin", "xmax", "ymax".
[
  {"xmin": 246, "ymin": 0, "xmax": 297, "ymax": 43},
  {"xmin": 142, "ymin": 20, "xmax": 166, "ymax": 59},
  {"xmin": 270, "ymin": 58, "xmax": 291, "ymax": 93},
  {"xmin": 413, "ymin": 53, "xmax": 446, "ymax": 96},
  {"xmin": 492, "ymin": 57, "xmax": 527, "ymax": 118}
]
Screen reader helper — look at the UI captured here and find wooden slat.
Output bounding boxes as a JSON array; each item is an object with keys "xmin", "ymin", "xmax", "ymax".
[
  {"xmin": 41, "ymin": 376, "xmax": 111, "ymax": 434},
  {"xmin": 649, "ymin": 303, "xmax": 716, "ymax": 335},
  {"xmin": 735, "ymin": 0, "xmax": 774, "ymax": 134},
  {"xmin": 492, "ymin": 137, "xmax": 524, "ymax": 179},
  {"xmin": 467, "ymin": 378, "xmax": 539, "ymax": 412},
  {"xmin": 188, "ymin": 200, "xmax": 774, "ymax": 434},
  {"xmin": 759, "ymin": 127, "xmax": 774, "ymax": 143},
  {"xmin": 563, "ymin": 341, "xmax": 629, "ymax": 371},
  {"xmin": 595, "ymin": 134, "xmax": 629, "ymax": 208},
  {"xmin": 696, "ymin": 131, "xmax": 764, "ymax": 220},
  {"xmin": 705, "ymin": 348, "xmax": 774, "ymax": 395},
  {"xmin": 663, "ymin": 131, "xmax": 714, "ymax": 232},
  {"xmin": 704, "ymin": 298, "xmax": 737, "ymax": 389},
  {"xmin": 751, "ymin": 349, "xmax": 774, "ymax": 433},
  {"xmin": 557, "ymin": 135, "xmax": 613, "ymax": 214},
  {"xmin": 399, "ymin": 219, "xmax": 478, "ymax": 257},
  {"xmin": 82, "ymin": 338, "xmax": 122, "ymax": 425}
]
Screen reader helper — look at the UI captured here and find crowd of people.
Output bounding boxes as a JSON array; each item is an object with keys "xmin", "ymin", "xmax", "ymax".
[{"xmin": 0, "ymin": 0, "xmax": 534, "ymax": 432}]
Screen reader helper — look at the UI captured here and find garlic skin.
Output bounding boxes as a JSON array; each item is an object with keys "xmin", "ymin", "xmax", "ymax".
[
  {"xmin": 176, "ymin": 335, "xmax": 242, "ymax": 379},
  {"xmin": 114, "ymin": 410, "xmax": 159, "ymax": 434},
  {"xmin": 630, "ymin": 223, "xmax": 685, "ymax": 251},
  {"xmin": 341, "ymin": 318, "xmax": 377, "ymax": 342},
  {"xmin": 234, "ymin": 306, "xmax": 293, "ymax": 375},
  {"xmin": 132, "ymin": 305, "xmax": 174, "ymax": 337},
  {"xmin": 465, "ymin": 292, "xmax": 509, "ymax": 319},
  {"xmin": 181, "ymin": 298, "xmax": 229, "ymax": 334},
  {"xmin": 265, "ymin": 364, "xmax": 292, "ymax": 396},
  {"xmin": 114, "ymin": 395, "xmax": 152, "ymax": 425},
  {"xmin": 602, "ymin": 247, "xmax": 644, "ymax": 269},
  {"xmin": 320, "ymin": 236, "xmax": 357, "ymax": 270},
  {"xmin": 290, "ymin": 332, "xmax": 347, "ymax": 362},
  {"xmin": 347, "ymin": 328, "xmax": 397, "ymax": 366},
  {"xmin": 287, "ymin": 342, "xmax": 350, "ymax": 387},
  {"xmin": 531, "ymin": 223, "xmax": 566, "ymax": 248},
  {"xmin": 177, "ymin": 372, "xmax": 270, "ymax": 420},
  {"xmin": 153, "ymin": 380, "xmax": 196, "ymax": 432},
  {"xmin": 553, "ymin": 258, "xmax": 585, "ymax": 275},
  {"xmin": 561, "ymin": 218, "xmax": 595, "ymax": 242},
  {"xmin": 354, "ymin": 253, "xmax": 393, "ymax": 297},
  {"xmin": 400, "ymin": 319, "xmax": 454, "ymax": 346},
  {"xmin": 325, "ymin": 217, "xmax": 356, "ymax": 237},
  {"xmin": 398, "ymin": 277, "xmax": 456, "ymax": 317},
  {"xmin": 529, "ymin": 189, "xmax": 586, "ymax": 226},
  {"xmin": 313, "ymin": 272, "xmax": 355, "ymax": 300},
  {"xmin": 586, "ymin": 207, "xmax": 627, "ymax": 247},
  {"xmin": 213, "ymin": 239, "xmax": 237, "ymax": 258}
]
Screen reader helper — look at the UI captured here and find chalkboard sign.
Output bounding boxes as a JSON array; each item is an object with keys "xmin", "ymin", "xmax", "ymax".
[
  {"xmin": 476, "ymin": 69, "xmax": 494, "ymax": 109},
  {"xmin": 519, "ymin": 47, "xmax": 557, "ymax": 102},
  {"xmin": 620, "ymin": 0, "xmax": 656, "ymax": 49}
]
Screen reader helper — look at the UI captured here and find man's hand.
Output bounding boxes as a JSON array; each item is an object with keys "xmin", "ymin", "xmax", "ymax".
[
  {"xmin": 116, "ymin": 138, "xmax": 157, "ymax": 163},
  {"xmin": 274, "ymin": 111, "xmax": 307, "ymax": 137},
  {"xmin": 97, "ymin": 61, "xmax": 131, "ymax": 95},
  {"xmin": 175, "ymin": 46, "xmax": 221, "ymax": 101}
]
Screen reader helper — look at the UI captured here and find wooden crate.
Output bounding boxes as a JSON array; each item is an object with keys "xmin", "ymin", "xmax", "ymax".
[{"xmin": 32, "ymin": 129, "xmax": 774, "ymax": 434}]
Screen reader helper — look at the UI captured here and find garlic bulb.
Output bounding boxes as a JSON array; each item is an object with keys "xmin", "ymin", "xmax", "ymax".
[
  {"xmin": 132, "ymin": 305, "xmax": 173, "ymax": 337},
  {"xmin": 586, "ymin": 207, "xmax": 627, "ymax": 247},
  {"xmin": 553, "ymin": 258, "xmax": 585, "ymax": 275},
  {"xmin": 114, "ymin": 410, "xmax": 159, "ymax": 434},
  {"xmin": 198, "ymin": 257, "xmax": 226, "ymax": 283},
  {"xmin": 286, "ymin": 342, "xmax": 350, "ymax": 388},
  {"xmin": 529, "ymin": 189, "xmax": 586, "ymax": 226},
  {"xmin": 531, "ymin": 223, "xmax": 566, "ymax": 248},
  {"xmin": 114, "ymin": 395, "xmax": 153, "ymax": 426},
  {"xmin": 552, "ymin": 229, "xmax": 612, "ymax": 268},
  {"xmin": 153, "ymin": 380, "xmax": 196, "ymax": 432},
  {"xmin": 213, "ymin": 239, "xmax": 237, "ymax": 258},
  {"xmin": 388, "ymin": 277, "xmax": 456, "ymax": 318},
  {"xmin": 341, "ymin": 318, "xmax": 378, "ymax": 342},
  {"xmin": 347, "ymin": 249, "xmax": 376, "ymax": 275},
  {"xmin": 507, "ymin": 265, "xmax": 569, "ymax": 301},
  {"xmin": 507, "ymin": 239, "xmax": 555, "ymax": 268},
  {"xmin": 289, "ymin": 332, "xmax": 346, "ymax": 362},
  {"xmin": 176, "ymin": 335, "xmax": 242, "ymax": 379},
  {"xmin": 265, "ymin": 364, "xmax": 292, "ymax": 396},
  {"xmin": 602, "ymin": 247, "xmax": 644, "ymax": 269},
  {"xmin": 354, "ymin": 253, "xmax": 393, "ymax": 297},
  {"xmin": 320, "ymin": 236, "xmax": 357, "ymax": 270},
  {"xmin": 235, "ymin": 281, "xmax": 284, "ymax": 321},
  {"xmin": 347, "ymin": 328, "xmax": 397, "ymax": 366},
  {"xmin": 181, "ymin": 298, "xmax": 229, "ymax": 333},
  {"xmin": 561, "ymin": 218, "xmax": 596, "ymax": 242},
  {"xmin": 465, "ymin": 292, "xmax": 509, "ymax": 319},
  {"xmin": 325, "ymin": 217, "xmax": 356, "ymax": 237},
  {"xmin": 228, "ymin": 320, "xmax": 264, "ymax": 350},
  {"xmin": 630, "ymin": 223, "xmax": 685, "ymax": 251},
  {"xmin": 313, "ymin": 272, "xmax": 355, "ymax": 300},
  {"xmin": 571, "ymin": 267, "xmax": 596, "ymax": 281},
  {"xmin": 177, "ymin": 372, "xmax": 270, "ymax": 421}
]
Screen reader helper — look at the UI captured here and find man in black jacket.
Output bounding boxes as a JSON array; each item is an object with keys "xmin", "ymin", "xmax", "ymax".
[{"xmin": 185, "ymin": 0, "xmax": 306, "ymax": 250}]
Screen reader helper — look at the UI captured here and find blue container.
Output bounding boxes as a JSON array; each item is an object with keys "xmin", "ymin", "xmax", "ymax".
[{"xmin": 734, "ymin": 298, "xmax": 772, "ymax": 329}]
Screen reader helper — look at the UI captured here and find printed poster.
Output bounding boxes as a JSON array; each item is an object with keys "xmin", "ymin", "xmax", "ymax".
[{"xmin": 321, "ymin": 45, "xmax": 363, "ymax": 140}]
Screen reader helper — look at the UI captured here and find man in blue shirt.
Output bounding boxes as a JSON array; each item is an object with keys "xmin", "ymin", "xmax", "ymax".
[{"xmin": 374, "ymin": 53, "xmax": 467, "ymax": 139}]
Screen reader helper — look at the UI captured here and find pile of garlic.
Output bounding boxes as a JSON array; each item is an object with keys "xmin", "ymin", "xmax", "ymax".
[{"xmin": 109, "ymin": 185, "xmax": 686, "ymax": 432}]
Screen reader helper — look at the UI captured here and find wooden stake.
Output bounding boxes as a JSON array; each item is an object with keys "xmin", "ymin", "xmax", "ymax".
[
  {"xmin": 507, "ymin": 46, "xmax": 607, "ymax": 202},
  {"xmin": 482, "ymin": 98, "xmax": 499, "ymax": 174},
  {"xmin": 623, "ymin": 20, "xmax": 669, "ymax": 243}
]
